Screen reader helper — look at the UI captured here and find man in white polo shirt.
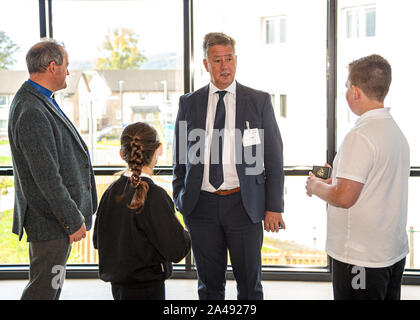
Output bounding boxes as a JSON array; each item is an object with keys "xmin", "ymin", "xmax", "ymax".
[{"xmin": 305, "ymin": 54, "xmax": 410, "ymax": 300}]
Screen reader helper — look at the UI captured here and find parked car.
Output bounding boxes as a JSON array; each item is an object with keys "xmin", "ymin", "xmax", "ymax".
[{"xmin": 96, "ymin": 126, "xmax": 123, "ymax": 142}]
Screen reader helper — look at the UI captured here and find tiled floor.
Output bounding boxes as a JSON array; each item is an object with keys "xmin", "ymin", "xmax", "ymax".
[{"xmin": 0, "ymin": 278, "xmax": 419, "ymax": 300}]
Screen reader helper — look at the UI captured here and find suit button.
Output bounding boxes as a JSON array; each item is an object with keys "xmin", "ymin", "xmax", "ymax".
[
  {"xmin": 86, "ymin": 164, "xmax": 90, "ymax": 168},
  {"xmin": 62, "ymin": 220, "xmax": 69, "ymax": 229},
  {"xmin": 87, "ymin": 185, "xmax": 92, "ymax": 190}
]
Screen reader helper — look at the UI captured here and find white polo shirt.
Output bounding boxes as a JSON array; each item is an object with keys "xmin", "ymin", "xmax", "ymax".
[{"xmin": 326, "ymin": 108, "xmax": 410, "ymax": 268}]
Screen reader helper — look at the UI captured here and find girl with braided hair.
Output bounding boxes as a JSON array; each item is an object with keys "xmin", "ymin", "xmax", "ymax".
[{"xmin": 93, "ymin": 122, "xmax": 191, "ymax": 300}]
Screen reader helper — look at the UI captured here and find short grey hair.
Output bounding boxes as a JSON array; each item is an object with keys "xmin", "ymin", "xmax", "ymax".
[
  {"xmin": 202, "ymin": 32, "xmax": 236, "ymax": 59},
  {"xmin": 26, "ymin": 38, "xmax": 65, "ymax": 74}
]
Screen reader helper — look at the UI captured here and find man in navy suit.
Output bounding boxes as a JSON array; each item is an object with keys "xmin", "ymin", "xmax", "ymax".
[{"xmin": 173, "ymin": 32, "xmax": 285, "ymax": 300}]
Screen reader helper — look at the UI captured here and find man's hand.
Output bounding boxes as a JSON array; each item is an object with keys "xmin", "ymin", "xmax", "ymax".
[
  {"xmin": 306, "ymin": 171, "xmax": 323, "ymax": 197},
  {"xmin": 306, "ymin": 163, "xmax": 332, "ymax": 197},
  {"xmin": 69, "ymin": 223, "xmax": 86, "ymax": 244},
  {"xmin": 323, "ymin": 163, "xmax": 332, "ymax": 185},
  {"xmin": 306, "ymin": 170, "xmax": 364, "ymax": 209},
  {"xmin": 264, "ymin": 211, "xmax": 286, "ymax": 232}
]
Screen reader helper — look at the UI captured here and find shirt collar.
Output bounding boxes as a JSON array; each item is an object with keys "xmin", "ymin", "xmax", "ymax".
[
  {"xmin": 27, "ymin": 79, "xmax": 54, "ymax": 99},
  {"xmin": 209, "ymin": 80, "xmax": 236, "ymax": 96},
  {"xmin": 356, "ymin": 107, "xmax": 391, "ymax": 126},
  {"xmin": 123, "ymin": 169, "xmax": 154, "ymax": 182}
]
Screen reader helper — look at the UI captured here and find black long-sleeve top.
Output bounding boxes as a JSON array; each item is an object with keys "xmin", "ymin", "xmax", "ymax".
[{"xmin": 93, "ymin": 175, "xmax": 191, "ymax": 285}]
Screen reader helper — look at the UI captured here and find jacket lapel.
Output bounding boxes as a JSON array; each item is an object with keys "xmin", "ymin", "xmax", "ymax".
[
  {"xmin": 24, "ymin": 82, "xmax": 88, "ymax": 155},
  {"xmin": 191, "ymin": 85, "xmax": 209, "ymax": 178},
  {"xmin": 235, "ymin": 82, "xmax": 248, "ymax": 178},
  {"xmin": 196, "ymin": 84, "xmax": 209, "ymax": 130},
  {"xmin": 235, "ymin": 82, "xmax": 248, "ymax": 133}
]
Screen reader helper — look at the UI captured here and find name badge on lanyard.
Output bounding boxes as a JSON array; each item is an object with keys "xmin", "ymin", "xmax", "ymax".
[{"xmin": 243, "ymin": 121, "xmax": 261, "ymax": 147}]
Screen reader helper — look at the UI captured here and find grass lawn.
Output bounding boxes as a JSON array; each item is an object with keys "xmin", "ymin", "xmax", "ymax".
[
  {"xmin": 0, "ymin": 209, "xmax": 29, "ymax": 264},
  {"xmin": 97, "ymin": 140, "xmax": 120, "ymax": 147},
  {"xmin": 0, "ymin": 209, "xmax": 84, "ymax": 264},
  {"xmin": 0, "ymin": 156, "xmax": 12, "ymax": 166}
]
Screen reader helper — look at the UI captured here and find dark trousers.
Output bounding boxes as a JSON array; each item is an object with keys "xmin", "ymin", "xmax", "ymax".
[
  {"xmin": 21, "ymin": 238, "xmax": 72, "ymax": 300},
  {"xmin": 331, "ymin": 256, "xmax": 406, "ymax": 300},
  {"xmin": 111, "ymin": 281, "xmax": 165, "ymax": 300},
  {"xmin": 184, "ymin": 191, "xmax": 263, "ymax": 300}
]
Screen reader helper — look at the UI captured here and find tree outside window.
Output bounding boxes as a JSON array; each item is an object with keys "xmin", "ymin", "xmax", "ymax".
[
  {"xmin": 0, "ymin": 31, "xmax": 19, "ymax": 70},
  {"xmin": 95, "ymin": 27, "xmax": 147, "ymax": 70}
]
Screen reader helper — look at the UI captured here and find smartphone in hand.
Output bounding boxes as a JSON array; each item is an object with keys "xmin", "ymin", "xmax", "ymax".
[{"xmin": 312, "ymin": 165, "xmax": 331, "ymax": 179}]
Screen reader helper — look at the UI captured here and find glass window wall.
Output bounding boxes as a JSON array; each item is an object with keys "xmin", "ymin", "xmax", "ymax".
[
  {"xmin": 337, "ymin": 0, "xmax": 420, "ymax": 270},
  {"xmin": 1, "ymin": 0, "xmax": 420, "ymax": 279},
  {"xmin": 52, "ymin": 0, "xmax": 184, "ymax": 167},
  {"xmin": 0, "ymin": 0, "xmax": 39, "ymax": 166},
  {"xmin": 193, "ymin": 0, "xmax": 328, "ymax": 268}
]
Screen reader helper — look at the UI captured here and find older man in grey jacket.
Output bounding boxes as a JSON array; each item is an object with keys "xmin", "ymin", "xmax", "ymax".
[{"xmin": 8, "ymin": 39, "xmax": 98, "ymax": 300}]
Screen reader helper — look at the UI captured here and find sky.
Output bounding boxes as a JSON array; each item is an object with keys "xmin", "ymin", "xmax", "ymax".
[{"xmin": 1, "ymin": 0, "xmax": 183, "ymax": 70}]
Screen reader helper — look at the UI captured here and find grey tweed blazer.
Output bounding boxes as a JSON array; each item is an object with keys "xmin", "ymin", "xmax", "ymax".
[{"xmin": 8, "ymin": 81, "xmax": 98, "ymax": 242}]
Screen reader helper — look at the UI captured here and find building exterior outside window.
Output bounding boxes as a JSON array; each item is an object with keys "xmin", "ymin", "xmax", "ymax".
[
  {"xmin": 280, "ymin": 94, "xmax": 287, "ymax": 118},
  {"xmin": 263, "ymin": 15, "xmax": 287, "ymax": 44},
  {"xmin": 344, "ymin": 5, "xmax": 376, "ymax": 39}
]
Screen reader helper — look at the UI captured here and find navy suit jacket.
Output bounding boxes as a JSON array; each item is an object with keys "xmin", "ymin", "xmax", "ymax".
[{"xmin": 172, "ymin": 82, "xmax": 284, "ymax": 223}]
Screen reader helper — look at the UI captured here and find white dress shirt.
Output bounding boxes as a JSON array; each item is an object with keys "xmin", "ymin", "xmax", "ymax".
[{"xmin": 201, "ymin": 81, "xmax": 240, "ymax": 192}]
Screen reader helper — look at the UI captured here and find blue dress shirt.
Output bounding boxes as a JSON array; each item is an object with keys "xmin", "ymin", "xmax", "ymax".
[{"xmin": 27, "ymin": 79, "xmax": 66, "ymax": 116}]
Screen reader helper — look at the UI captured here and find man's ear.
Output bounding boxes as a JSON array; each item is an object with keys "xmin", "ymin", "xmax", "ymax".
[
  {"xmin": 352, "ymin": 85, "xmax": 362, "ymax": 100},
  {"xmin": 119, "ymin": 149, "xmax": 124, "ymax": 160},
  {"xmin": 48, "ymin": 61, "xmax": 56, "ymax": 73},
  {"xmin": 156, "ymin": 143, "xmax": 163, "ymax": 157},
  {"xmin": 203, "ymin": 58, "xmax": 209, "ymax": 72}
]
